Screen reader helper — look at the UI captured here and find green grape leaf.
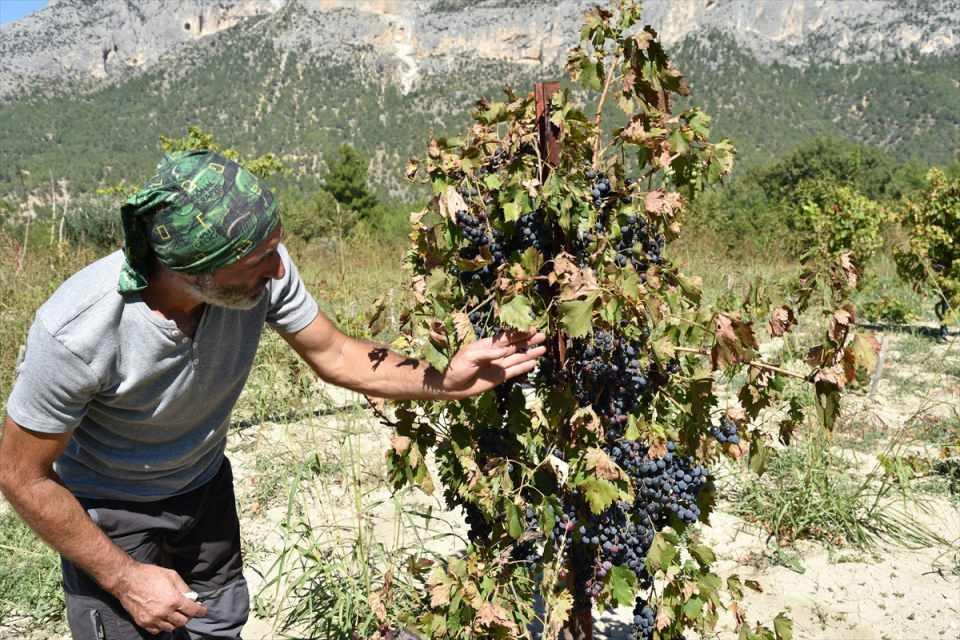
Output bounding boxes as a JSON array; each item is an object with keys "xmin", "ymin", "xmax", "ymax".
[
  {"xmin": 608, "ymin": 566, "xmax": 637, "ymax": 607},
  {"xmin": 682, "ymin": 596, "xmax": 704, "ymax": 620},
  {"xmin": 689, "ymin": 543, "xmax": 716, "ymax": 568},
  {"xmin": 580, "ymin": 56, "xmax": 604, "ymax": 91},
  {"xmin": 578, "ymin": 477, "xmax": 619, "ymax": 514},
  {"xmin": 422, "ymin": 341, "xmax": 449, "ymax": 373},
  {"xmin": 558, "ymin": 292, "xmax": 600, "ymax": 338},
  {"xmin": 774, "ymin": 613, "xmax": 794, "ymax": 640},
  {"xmin": 645, "ymin": 532, "xmax": 678, "ymax": 573},
  {"xmin": 499, "ymin": 295, "xmax": 535, "ymax": 330},
  {"xmin": 503, "ymin": 201, "xmax": 521, "ymax": 222}
]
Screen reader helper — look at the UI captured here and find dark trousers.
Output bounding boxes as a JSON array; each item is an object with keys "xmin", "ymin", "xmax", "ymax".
[{"xmin": 62, "ymin": 457, "xmax": 249, "ymax": 639}]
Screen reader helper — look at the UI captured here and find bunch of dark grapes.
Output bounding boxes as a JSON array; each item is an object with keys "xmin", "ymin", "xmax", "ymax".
[
  {"xmin": 468, "ymin": 305, "xmax": 495, "ymax": 339},
  {"xmin": 632, "ymin": 600, "xmax": 656, "ymax": 640},
  {"xmin": 563, "ymin": 330, "xmax": 672, "ymax": 439},
  {"xmin": 616, "ymin": 214, "xmax": 665, "ymax": 276},
  {"xmin": 478, "ymin": 147, "xmax": 508, "ymax": 176},
  {"xmin": 587, "ymin": 169, "xmax": 612, "ymax": 209},
  {"xmin": 710, "ymin": 416, "xmax": 740, "ymax": 445},
  {"xmin": 581, "ymin": 501, "xmax": 653, "ymax": 598},
  {"xmin": 510, "ymin": 505, "xmax": 541, "ymax": 566},
  {"xmin": 516, "ymin": 209, "xmax": 553, "ymax": 255},
  {"xmin": 612, "ymin": 440, "xmax": 707, "ymax": 526},
  {"xmin": 456, "ymin": 209, "xmax": 499, "ymax": 287},
  {"xmin": 550, "ymin": 500, "xmax": 580, "ymax": 547}
]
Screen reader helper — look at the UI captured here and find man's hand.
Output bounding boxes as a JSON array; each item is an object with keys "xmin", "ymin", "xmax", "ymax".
[
  {"xmin": 441, "ymin": 330, "xmax": 547, "ymax": 399},
  {"xmin": 112, "ymin": 561, "xmax": 208, "ymax": 635}
]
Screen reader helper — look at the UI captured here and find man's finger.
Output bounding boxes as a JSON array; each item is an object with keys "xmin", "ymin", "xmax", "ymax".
[
  {"xmin": 492, "ymin": 346, "xmax": 547, "ymax": 369},
  {"xmin": 176, "ymin": 596, "xmax": 208, "ymax": 619},
  {"xmin": 490, "ymin": 330, "xmax": 546, "ymax": 347},
  {"xmin": 167, "ymin": 611, "xmax": 190, "ymax": 628},
  {"xmin": 502, "ymin": 359, "xmax": 539, "ymax": 381}
]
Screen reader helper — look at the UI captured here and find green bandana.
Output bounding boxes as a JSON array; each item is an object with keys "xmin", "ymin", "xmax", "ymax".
[{"xmin": 118, "ymin": 150, "xmax": 280, "ymax": 293}]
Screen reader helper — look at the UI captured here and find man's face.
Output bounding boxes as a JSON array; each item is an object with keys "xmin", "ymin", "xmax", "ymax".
[{"xmin": 183, "ymin": 225, "xmax": 286, "ymax": 310}]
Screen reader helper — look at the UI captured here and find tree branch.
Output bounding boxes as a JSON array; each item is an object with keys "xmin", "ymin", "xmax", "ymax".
[{"xmin": 674, "ymin": 346, "xmax": 810, "ymax": 380}]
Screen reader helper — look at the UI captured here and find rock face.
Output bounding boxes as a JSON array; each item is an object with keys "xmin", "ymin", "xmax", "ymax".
[{"xmin": 1, "ymin": 0, "xmax": 958, "ymax": 101}]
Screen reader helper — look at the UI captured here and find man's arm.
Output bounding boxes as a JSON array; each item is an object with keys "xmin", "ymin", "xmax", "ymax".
[
  {"xmin": 281, "ymin": 310, "xmax": 546, "ymax": 400},
  {"xmin": 0, "ymin": 417, "xmax": 206, "ymax": 634}
]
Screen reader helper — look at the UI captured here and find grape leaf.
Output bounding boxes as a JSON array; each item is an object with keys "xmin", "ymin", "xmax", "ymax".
[
  {"xmin": 688, "ymin": 543, "xmax": 716, "ymax": 567},
  {"xmin": 544, "ymin": 590, "xmax": 573, "ymax": 639},
  {"xmin": 558, "ymin": 292, "xmax": 600, "ymax": 337},
  {"xmin": 578, "ymin": 477, "xmax": 619, "ymax": 514},
  {"xmin": 422, "ymin": 341, "xmax": 449, "ymax": 373},
  {"xmin": 608, "ymin": 566, "xmax": 637, "ymax": 607},
  {"xmin": 499, "ymin": 295, "xmax": 535, "ymax": 330},
  {"xmin": 682, "ymin": 596, "xmax": 703, "ymax": 620},
  {"xmin": 646, "ymin": 532, "xmax": 678, "ymax": 573},
  {"xmin": 774, "ymin": 613, "xmax": 793, "ymax": 640}
]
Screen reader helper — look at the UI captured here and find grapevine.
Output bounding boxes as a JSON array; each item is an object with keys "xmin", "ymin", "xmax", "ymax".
[{"xmin": 384, "ymin": 2, "xmax": 877, "ymax": 638}]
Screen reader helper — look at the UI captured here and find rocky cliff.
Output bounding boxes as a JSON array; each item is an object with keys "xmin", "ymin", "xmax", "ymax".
[{"xmin": 1, "ymin": 0, "xmax": 958, "ymax": 101}]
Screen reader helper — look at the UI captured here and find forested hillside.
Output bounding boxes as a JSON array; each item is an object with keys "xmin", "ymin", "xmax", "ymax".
[{"xmin": 0, "ymin": 1, "xmax": 957, "ymax": 203}]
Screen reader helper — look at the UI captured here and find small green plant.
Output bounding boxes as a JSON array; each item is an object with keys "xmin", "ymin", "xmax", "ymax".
[
  {"xmin": 0, "ymin": 510, "xmax": 64, "ymax": 626},
  {"xmin": 787, "ymin": 179, "xmax": 890, "ymax": 264}
]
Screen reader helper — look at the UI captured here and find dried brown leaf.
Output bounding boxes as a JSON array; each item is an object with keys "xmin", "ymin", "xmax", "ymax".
[
  {"xmin": 711, "ymin": 313, "xmax": 759, "ymax": 369},
  {"xmin": 768, "ymin": 305, "xmax": 797, "ymax": 337},
  {"xmin": 475, "ymin": 602, "xmax": 518, "ymax": 633},
  {"xmin": 586, "ymin": 447, "xmax": 627, "ymax": 482},
  {"xmin": 452, "ymin": 312, "xmax": 476, "ymax": 343},
  {"xmin": 647, "ymin": 440, "xmax": 668, "ymax": 459},
  {"xmin": 839, "ymin": 252, "xmax": 859, "ymax": 289}
]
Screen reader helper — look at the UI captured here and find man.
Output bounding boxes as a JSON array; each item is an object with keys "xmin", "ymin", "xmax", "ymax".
[{"xmin": 0, "ymin": 150, "xmax": 545, "ymax": 639}]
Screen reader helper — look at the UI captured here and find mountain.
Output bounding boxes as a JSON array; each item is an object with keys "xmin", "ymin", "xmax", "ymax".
[{"xmin": 1, "ymin": 0, "xmax": 958, "ymax": 202}]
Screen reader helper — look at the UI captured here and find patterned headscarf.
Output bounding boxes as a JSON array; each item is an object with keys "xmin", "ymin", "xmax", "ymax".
[{"xmin": 118, "ymin": 150, "xmax": 280, "ymax": 293}]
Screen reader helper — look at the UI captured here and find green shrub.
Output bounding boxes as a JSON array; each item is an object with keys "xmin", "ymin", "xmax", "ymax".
[
  {"xmin": 787, "ymin": 178, "xmax": 890, "ymax": 262},
  {"xmin": 894, "ymin": 168, "xmax": 960, "ymax": 321}
]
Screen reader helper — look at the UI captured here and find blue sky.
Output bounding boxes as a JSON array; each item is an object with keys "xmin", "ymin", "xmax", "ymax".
[{"xmin": 0, "ymin": 0, "xmax": 48, "ymax": 26}]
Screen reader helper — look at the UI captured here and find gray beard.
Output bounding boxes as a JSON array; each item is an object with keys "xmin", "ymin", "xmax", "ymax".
[{"xmin": 186, "ymin": 274, "xmax": 266, "ymax": 310}]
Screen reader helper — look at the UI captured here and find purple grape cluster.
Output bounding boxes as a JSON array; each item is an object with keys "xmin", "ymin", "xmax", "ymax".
[
  {"xmin": 616, "ymin": 214, "xmax": 665, "ymax": 274},
  {"xmin": 613, "ymin": 440, "xmax": 707, "ymax": 526},
  {"xmin": 564, "ymin": 330, "xmax": 673, "ymax": 439},
  {"xmin": 710, "ymin": 416, "xmax": 740, "ymax": 445}
]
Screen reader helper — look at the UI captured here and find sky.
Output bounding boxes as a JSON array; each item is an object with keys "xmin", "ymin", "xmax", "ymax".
[{"xmin": 0, "ymin": 0, "xmax": 48, "ymax": 26}]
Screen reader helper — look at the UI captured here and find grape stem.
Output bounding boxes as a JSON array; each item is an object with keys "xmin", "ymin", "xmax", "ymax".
[
  {"xmin": 592, "ymin": 59, "xmax": 623, "ymax": 169},
  {"xmin": 674, "ymin": 346, "xmax": 809, "ymax": 380}
]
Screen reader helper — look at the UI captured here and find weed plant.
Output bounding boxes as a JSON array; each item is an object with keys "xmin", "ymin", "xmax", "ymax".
[
  {"xmin": 251, "ymin": 411, "xmax": 448, "ymax": 638},
  {"xmin": 727, "ymin": 429, "xmax": 949, "ymax": 550},
  {"xmin": 0, "ymin": 509, "xmax": 65, "ymax": 628}
]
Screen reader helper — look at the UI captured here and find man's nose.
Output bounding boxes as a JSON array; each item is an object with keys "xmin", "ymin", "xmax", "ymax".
[{"xmin": 266, "ymin": 253, "xmax": 285, "ymax": 280}]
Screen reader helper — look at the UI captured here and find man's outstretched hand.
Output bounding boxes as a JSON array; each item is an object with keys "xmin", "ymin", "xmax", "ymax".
[{"xmin": 440, "ymin": 330, "xmax": 547, "ymax": 399}]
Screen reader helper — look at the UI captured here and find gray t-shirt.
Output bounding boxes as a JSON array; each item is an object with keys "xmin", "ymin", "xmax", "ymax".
[{"xmin": 6, "ymin": 244, "xmax": 318, "ymax": 502}]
